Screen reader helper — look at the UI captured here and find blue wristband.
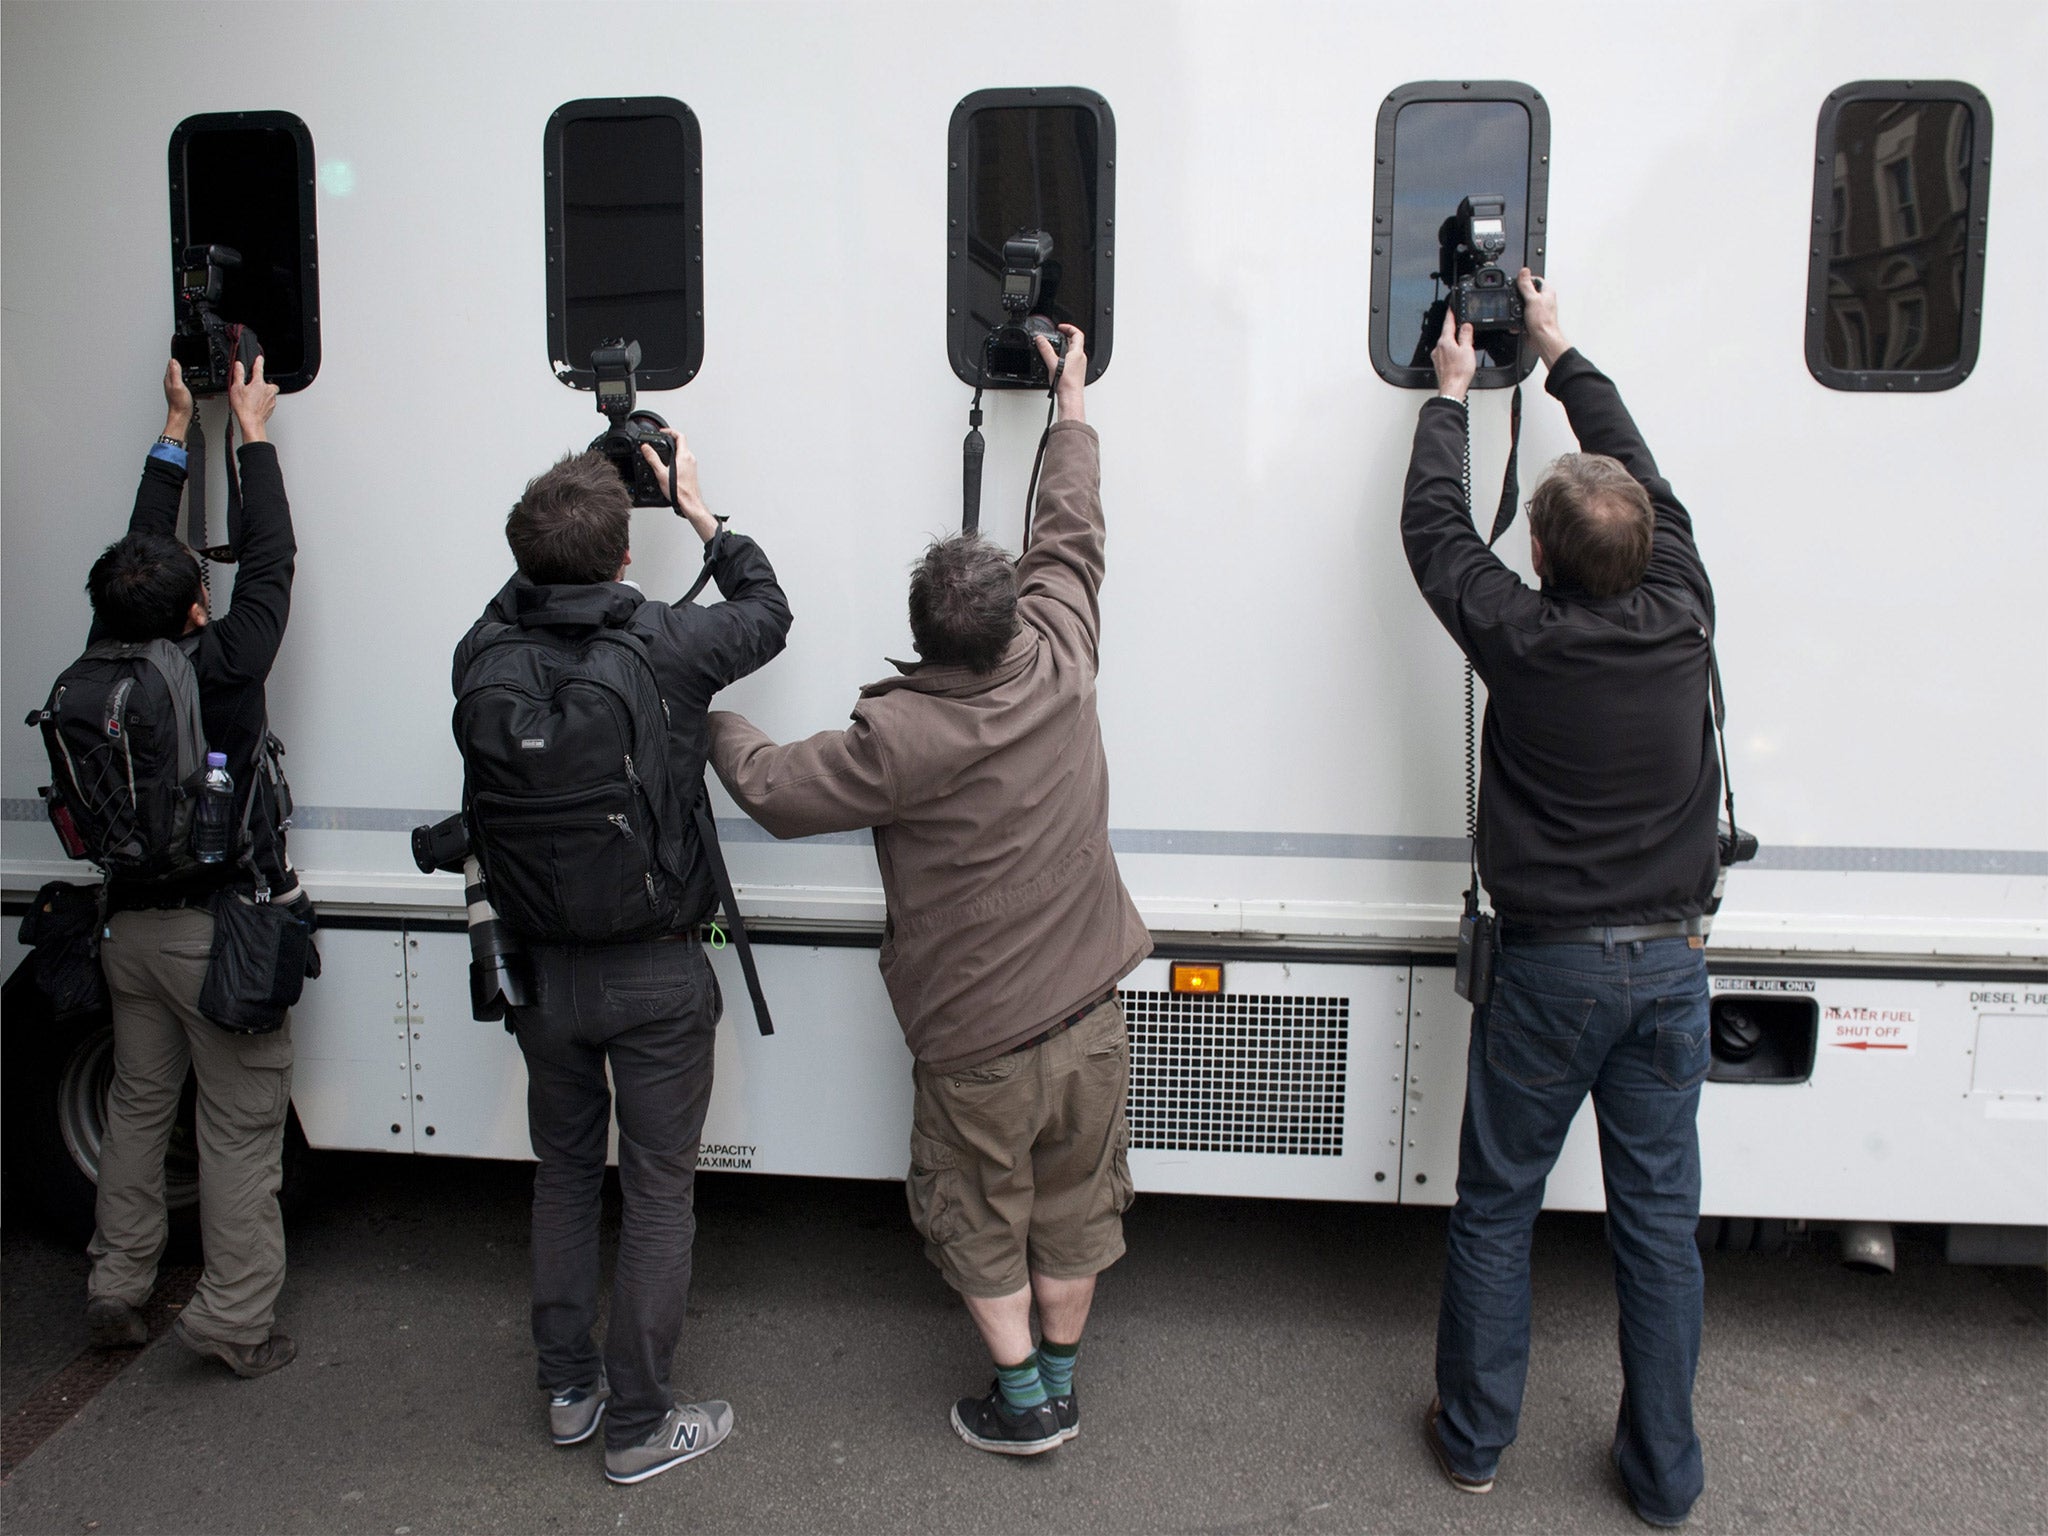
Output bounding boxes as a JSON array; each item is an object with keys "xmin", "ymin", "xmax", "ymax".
[{"xmin": 148, "ymin": 439, "xmax": 189, "ymax": 470}]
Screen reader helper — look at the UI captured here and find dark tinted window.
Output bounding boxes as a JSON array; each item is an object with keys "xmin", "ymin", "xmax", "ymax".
[
  {"xmin": 1806, "ymin": 85, "xmax": 1990, "ymax": 391},
  {"xmin": 948, "ymin": 90, "xmax": 1115, "ymax": 386},
  {"xmin": 546, "ymin": 99, "xmax": 702, "ymax": 390},
  {"xmin": 169, "ymin": 113, "xmax": 320, "ymax": 390},
  {"xmin": 1369, "ymin": 84, "xmax": 1549, "ymax": 390}
]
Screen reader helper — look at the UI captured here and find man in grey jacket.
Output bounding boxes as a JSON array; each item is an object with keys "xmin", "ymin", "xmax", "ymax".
[{"xmin": 708, "ymin": 325, "xmax": 1150, "ymax": 1456}]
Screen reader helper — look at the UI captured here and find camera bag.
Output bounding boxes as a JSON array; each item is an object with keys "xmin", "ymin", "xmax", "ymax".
[
  {"xmin": 16, "ymin": 879, "xmax": 111, "ymax": 1017},
  {"xmin": 26, "ymin": 635, "xmax": 210, "ymax": 882},
  {"xmin": 454, "ymin": 608, "xmax": 700, "ymax": 945}
]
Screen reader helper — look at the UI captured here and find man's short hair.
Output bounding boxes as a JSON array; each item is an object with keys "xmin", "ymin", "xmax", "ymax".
[
  {"xmin": 86, "ymin": 532, "xmax": 203, "ymax": 641},
  {"xmin": 908, "ymin": 535, "xmax": 1019, "ymax": 672},
  {"xmin": 1528, "ymin": 453, "xmax": 1655, "ymax": 597},
  {"xmin": 505, "ymin": 451, "xmax": 631, "ymax": 586}
]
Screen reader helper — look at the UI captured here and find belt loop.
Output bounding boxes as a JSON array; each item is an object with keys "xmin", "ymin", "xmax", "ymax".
[{"xmin": 1602, "ymin": 927, "xmax": 1617, "ymax": 959}]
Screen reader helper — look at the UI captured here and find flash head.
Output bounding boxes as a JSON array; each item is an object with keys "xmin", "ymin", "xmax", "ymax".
[
  {"xmin": 591, "ymin": 338, "xmax": 643, "ymax": 422},
  {"xmin": 178, "ymin": 244, "xmax": 242, "ymax": 306},
  {"xmin": 1457, "ymin": 196, "xmax": 1509, "ymax": 263},
  {"xmin": 999, "ymin": 230, "xmax": 1056, "ymax": 316}
]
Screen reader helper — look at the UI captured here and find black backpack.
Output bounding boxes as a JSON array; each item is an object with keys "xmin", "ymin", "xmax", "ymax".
[
  {"xmin": 454, "ymin": 613, "xmax": 698, "ymax": 944},
  {"xmin": 27, "ymin": 637, "xmax": 212, "ymax": 882}
]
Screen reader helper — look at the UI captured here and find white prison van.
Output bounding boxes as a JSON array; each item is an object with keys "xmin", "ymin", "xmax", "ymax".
[{"xmin": 3, "ymin": 2, "xmax": 2043, "ymax": 1265}]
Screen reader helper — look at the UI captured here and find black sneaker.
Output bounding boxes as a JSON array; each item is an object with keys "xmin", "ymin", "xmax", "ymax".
[
  {"xmin": 86, "ymin": 1296, "xmax": 148, "ymax": 1350},
  {"xmin": 1049, "ymin": 1389, "xmax": 1079, "ymax": 1442},
  {"xmin": 950, "ymin": 1382, "xmax": 1062, "ymax": 1456},
  {"xmin": 1424, "ymin": 1397, "xmax": 1494, "ymax": 1494}
]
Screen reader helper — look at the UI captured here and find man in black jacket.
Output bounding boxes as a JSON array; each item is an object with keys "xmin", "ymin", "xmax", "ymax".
[
  {"xmin": 452, "ymin": 432, "xmax": 789, "ymax": 1486},
  {"xmin": 1403, "ymin": 275, "xmax": 1717, "ymax": 1528},
  {"xmin": 84, "ymin": 356, "xmax": 302, "ymax": 1378}
]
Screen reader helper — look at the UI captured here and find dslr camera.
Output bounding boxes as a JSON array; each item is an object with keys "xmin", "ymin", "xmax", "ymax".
[
  {"xmin": 172, "ymin": 244, "xmax": 263, "ymax": 395},
  {"xmin": 411, "ymin": 813, "xmax": 531, "ymax": 1022},
  {"xmin": 586, "ymin": 339, "xmax": 679, "ymax": 509},
  {"xmin": 1440, "ymin": 195, "xmax": 1524, "ymax": 336},
  {"xmin": 982, "ymin": 229, "xmax": 1068, "ymax": 388}
]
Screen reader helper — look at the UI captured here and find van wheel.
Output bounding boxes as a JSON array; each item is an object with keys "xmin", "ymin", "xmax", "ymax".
[{"xmin": 2, "ymin": 955, "xmax": 305, "ymax": 1248}]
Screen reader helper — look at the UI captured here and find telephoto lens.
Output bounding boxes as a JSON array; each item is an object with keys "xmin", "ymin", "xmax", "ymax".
[{"xmin": 463, "ymin": 855, "xmax": 532, "ymax": 1021}]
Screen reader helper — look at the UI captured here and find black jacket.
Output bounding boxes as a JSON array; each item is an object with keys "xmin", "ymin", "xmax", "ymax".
[
  {"xmin": 94, "ymin": 444, "xmax": 297, "ymax": 909},
  {"xmin": 452, "ymin": 528, "xmax": 792, "ymax": 930},
  {"xmin": 1401, "ymin": 350, "xmax": 1720, "ymax": 927}
]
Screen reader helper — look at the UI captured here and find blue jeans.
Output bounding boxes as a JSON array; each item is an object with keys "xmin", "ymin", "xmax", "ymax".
[{"xmin": 1434, "ymin": 934, "xmax": 1709, "ymax": 1525}]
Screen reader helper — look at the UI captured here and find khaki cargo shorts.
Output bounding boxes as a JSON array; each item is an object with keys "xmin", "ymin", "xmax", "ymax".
[{"xmin": 906, "ymin": 997, "xmax": 1135, "ymax": 1298}]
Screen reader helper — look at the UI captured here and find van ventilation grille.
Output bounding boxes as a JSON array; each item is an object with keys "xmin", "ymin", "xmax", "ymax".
[{"xmin": 1119, "ymin": 990, "xmax": 1347, "ymax": 1156}]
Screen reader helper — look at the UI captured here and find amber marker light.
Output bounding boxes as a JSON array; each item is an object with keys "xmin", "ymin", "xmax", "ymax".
[{"xmin": 1170, "ymin": 962, "xmax": 1224, "ymax": 995}]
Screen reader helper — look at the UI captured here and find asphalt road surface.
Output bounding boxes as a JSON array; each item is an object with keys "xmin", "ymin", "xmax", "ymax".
[{"xmin": 3, "ymin": 1157, "xmax": 2043, "ymax": 1535}]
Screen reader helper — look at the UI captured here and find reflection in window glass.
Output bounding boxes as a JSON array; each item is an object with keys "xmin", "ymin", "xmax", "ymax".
[
  {"xmin": 1387, "ymin": 101, "xmax": 1531, "ymax": 371},
  {"xmin": 962, "ymin": 106, "xmax": 1100, "ymax": 337},
  {"xmin": 559, "ymin": 112, "xmax": 693, "ymax": 373},
  {"xmin": 1822, "ymin": 99, "xmax": 1971, "ymax": 373}
]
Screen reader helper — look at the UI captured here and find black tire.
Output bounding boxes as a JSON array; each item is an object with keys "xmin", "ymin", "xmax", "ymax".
[{"xmin": 2, "ymin": 953, "xmax": 305, "ymax": 1249}]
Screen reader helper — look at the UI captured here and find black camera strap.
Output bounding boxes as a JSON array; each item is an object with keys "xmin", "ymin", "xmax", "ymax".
[
  {"xmin": 1705, "ymin": 624, "xmax": 1743, "ymax": 850},
  {"xmin": 689, "ymin": 795, "xmax": 774, "ymax": 1036},
  {"xmin": 962, "ymin": 338, "xmax": 1064, "ymax": 543}
]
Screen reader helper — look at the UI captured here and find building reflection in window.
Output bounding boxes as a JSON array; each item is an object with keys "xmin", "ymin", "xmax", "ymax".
[{"xmin": 1823, "ymin": 98, "xmax": 1972, "ymax": 373}]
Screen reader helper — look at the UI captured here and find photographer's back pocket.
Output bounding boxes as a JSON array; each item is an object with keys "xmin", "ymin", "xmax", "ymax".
[{"xmin": 1485, "ymin": 975, "xmax": 1598, "ymax": 1089}]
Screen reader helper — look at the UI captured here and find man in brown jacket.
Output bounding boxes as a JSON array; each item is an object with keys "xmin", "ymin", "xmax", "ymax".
[{"xmin": 708, "ymin": 325, "xmax": 1149, "ymax": 1456}]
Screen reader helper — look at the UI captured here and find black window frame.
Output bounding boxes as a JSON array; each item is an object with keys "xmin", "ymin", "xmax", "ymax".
[
  {"xmin": 1369, "ymin": 80, "xmax": 1550, "ymax": 391},
  {"xmin": 946, "ymin": 86, "xmax": 1116, "ymax": 388},
  {"xmin": 544, "ymin": 96, "xmax": 704, "ymax": 394},
  {"xmin": 167, "ymin": 110, "xmax": 321, "ymax": 394},
  {"xmin": 1805, "ymin": 81, "xmax": 1992, "ymax": 393}
]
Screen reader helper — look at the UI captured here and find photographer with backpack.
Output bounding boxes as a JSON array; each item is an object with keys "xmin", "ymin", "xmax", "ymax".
[
  {"xmin": 59, "ymin": 353, "xmax": 307, "ymax": 1377},
  {"xmin": 450, "ymin": 430, "xmax": 789, "ymax": 1485}
]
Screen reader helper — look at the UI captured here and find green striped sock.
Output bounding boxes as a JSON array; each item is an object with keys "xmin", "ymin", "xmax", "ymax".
[
  {"xmin": 1037, "ymin": 1339, "xmax": 1078, "ymax": 1397},
  {"xmin": 996, "ymin": 1355, "xmax": 1048, "ymax": 1411}
]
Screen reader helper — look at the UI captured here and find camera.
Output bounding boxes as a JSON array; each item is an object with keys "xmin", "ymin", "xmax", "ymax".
[
  {"xmin": 172, "ymin": 244, "xmax": 263, "ymax": 395},
  {"xmin": 410, "ymin": 812, "xmax": 532, "ymax": 1022},
  {"xmin": 585, "ymin": 339, "xmax": 678, "ymax": 509},
  {"xmin": 982, "ymin": 229, "xmax": 1068, "ymax": 387},
  {"xmin": 1442, "ymin": 196, "xmax": 1524, "ymax": 336}
]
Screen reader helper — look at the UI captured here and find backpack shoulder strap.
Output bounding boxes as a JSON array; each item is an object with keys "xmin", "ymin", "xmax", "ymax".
[{"xmin": 690, "ymin": 794, "xmax": 773, "ymax": 1037}]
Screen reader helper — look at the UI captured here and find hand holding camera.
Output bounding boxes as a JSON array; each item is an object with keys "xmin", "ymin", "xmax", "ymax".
[
  {"xmin": 1432, "ymin": 306, "xmax": 1478, "ymax": 402},
  {"xmin": 1034, "ymin": 323, "xmax": 1087, "ymax": 422},
  {"xmin": 162, "ymin": 359, "xmax": 194, "ymax": 441},
  {"xmin": 1516, "ymin": 268, "xmax": 1571, "ymax": 368},
  {"xmin": 639, "ymin": 428, "xmax": 719, "ymax": 543},
  {"xmin": 228, "ymin": 354, "xmax": 278, "ymax": 444}
]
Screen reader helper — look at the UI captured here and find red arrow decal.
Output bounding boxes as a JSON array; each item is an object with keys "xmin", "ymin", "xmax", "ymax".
[{"xmin": 1830, "ymin": 1040, "xmax": 1909, "ymax": 1051}]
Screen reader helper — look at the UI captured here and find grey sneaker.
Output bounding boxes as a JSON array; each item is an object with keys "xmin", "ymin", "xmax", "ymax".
[
  {"xmin": 549, "ymin": 1373, "xmax": 610, "ymax": 1446},
  {"xmin": 1424, "ymin": 1397, "xmax": 1494, "ymax": 1494},
  {"xmin": 604, "ymin": 1401, "xmax": 733, "ymax": 1485},
  {"xmin": 171, "ymin": 1315, "xmax": 296, "ymax": 1379},
  {"xmin": 86, "ymin": 1296, "xmax": 148, "ymax": 1350}
]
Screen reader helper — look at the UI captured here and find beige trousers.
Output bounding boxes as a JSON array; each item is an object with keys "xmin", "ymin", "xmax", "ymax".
[{"xmin": 87, "ymin": 906, "xmax": 293, "ymax": 1345}]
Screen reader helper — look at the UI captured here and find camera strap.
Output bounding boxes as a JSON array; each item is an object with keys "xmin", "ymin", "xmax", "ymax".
[
  {"xmin": 1705, "ymin": 624, "xmax": 1743, "ymax": 849},
  {"xmin": 962, "ymin": 357, "xmax": 987, "ymax": 535},
  {"xmin": 689, "ymin": 795, "xmax": 774, "ymax": 1036}
]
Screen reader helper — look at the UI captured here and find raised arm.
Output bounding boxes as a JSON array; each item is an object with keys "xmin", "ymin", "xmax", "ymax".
[
  {"xmin": 1518, "ymin": 272, "xmax": 1712, "ymax": 615},
  {"xmin": 706, "ymin": 710, "xmax": 896, "ymax": 839},
  {"xmin": 128, "ymin": 359, "xmax": 198, "ymax": 539},
  {"xmin": 205, "ymin": 357, "xmax": 296, "ymax": 682},
  {"xmin": 1399, "ymin": 307, "xmax": 1536, "ymax": 677},
  {"xmin": 637, "ymin": 426, "xmax": 793, "ymax": 699},
  {"xmin": 1014, "ymin": 325, "xmax": 1105, "ymax": 666}
]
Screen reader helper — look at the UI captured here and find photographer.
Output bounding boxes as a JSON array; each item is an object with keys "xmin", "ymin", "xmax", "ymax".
[
  {"xmin": 707, "ymin": 325, "xmax": 1151, "ymax": 1458},
  {"xmin": 450, "ymin": 431, "xmax": 789, "ymax": 1486},
  {"xmin": 83, "ymin": 355, "xmax": 302, "ymax": 1378},
  {"xmin": 1402, "ymin": 274, "xmax": 1718, "ymax": 1527}
]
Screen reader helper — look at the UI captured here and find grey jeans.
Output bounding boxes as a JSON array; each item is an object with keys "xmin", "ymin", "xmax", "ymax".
[
  {"xmin": 511, "ymin": 937, "xmax": 720, "ymax": 1450},
  {"xmin": 89, "ymin": 906, "xmax": 293, "ymax": 1345}
]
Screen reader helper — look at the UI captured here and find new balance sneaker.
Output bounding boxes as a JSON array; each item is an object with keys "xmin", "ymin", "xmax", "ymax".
[
  {"xmin": 603, "ymin": 1401, "xmax": 733, "ymax": 1485},
  {"xmin": 1050, "ymin": 1390, "xmax": 1080, "ymax": 1443},
  {"xmin": 950, "ymin": 1383, "xmax": 1062, "ymax": 1456},
  {"xmin": 549, "ymin": 1373, "xmax": 610, "ymax": 1446},
  {"xmin": 85, "ymin": 1296, "xmax": 148, "ymax": 1350},
  {"xmin": 1424, "ymin": 1397, "xmax": 1495, "ymax": 1494},
  {"xmin": 170, "ymin": 1316, "xmax": 297, "ymax": 1379}
]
